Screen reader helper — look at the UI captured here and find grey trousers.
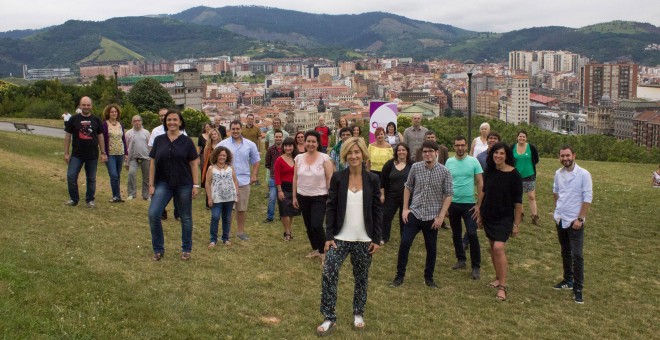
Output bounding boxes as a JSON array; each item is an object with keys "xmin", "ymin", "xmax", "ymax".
[{"xmin": 127, "ymin": 158, "xmax": 150, "ymax": 199}]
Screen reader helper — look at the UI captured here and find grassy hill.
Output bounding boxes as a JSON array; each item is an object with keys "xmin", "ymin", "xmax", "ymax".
[
  {"xmin": 1, "ymin": 130, "xmax": 658, "ymax": 338},
  {"xmin": 79, "ymin": 37, "xmax": 144, "ymax": 63}
]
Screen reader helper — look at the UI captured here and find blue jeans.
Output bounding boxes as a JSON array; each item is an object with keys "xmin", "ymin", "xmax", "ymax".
[
  {"xmin": 556, "ymin": 221, "xmax": 585, "ymax": 291},
  {"xmin": 106, "ymin": 155, "xmax": 124, "ymax": 199},
  {"xmin": 267, "ymin": 177, "xmax": 277, "ymax": 220},
  {"xmin": 396, "ymin": 213, "xmax": 438, "ymax": 280},
  {"xmin": 210, "ymin": 201, "xmax": 234, "ymax": 243},
  {"xmin": 66, "ymin": 156, "xmax": 98, "ymax": 203},
  {"xmin": 448, "ymin": 203, "xmax": 481, "ymax": 268},
  {"xmin": 148, "ymin": 182, "xmax": 193, "ymax": 254}
]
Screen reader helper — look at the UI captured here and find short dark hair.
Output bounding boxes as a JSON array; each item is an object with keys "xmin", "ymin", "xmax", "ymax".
[
  {"xmin": 273, "ymin": 129, "xmax": 283, "ymax": 136},
  {"xmin": 339, "ymin": 127, "xmax": 352, "ymax": 136},
  {"xmin": 247, "ymin": 113, "xmax": 254, "ymax": 118},
  {"xmin": 304, "ymin": 130, "xmax": 322, "ymax": 151},
  {"xmin": 386, "ymin": 121, "xmax": 397, "ymax": 133},
  {"xmin": 487, "ymin": 131, "xmax": 501, "ymax": 141},
  {"xmin": 230, "ymin": 120, "xmax": 242, "ymax": 128},
  {"xmin": 454, "ymin": 135, "xmax": 466, "ymax": 143},
  {"xmin": 424, "ymin": 130, "xmax": 436, "ymax": 137},
  {"xmin": 560, "ymin": 145, "xmax": 575, "ymax": 154},
  {"xmin": 421, "ymin": 140, "xmax": 439, "ymax": 151},
  {"xmin": 162, "ymin": 109, "xmax": 185, "ymax": 131}
]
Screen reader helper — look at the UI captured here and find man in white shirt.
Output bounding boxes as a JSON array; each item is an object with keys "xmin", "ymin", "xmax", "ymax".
[{"xmin": 552, "ymin": 145, "xmax": 592, "ymax": 304}]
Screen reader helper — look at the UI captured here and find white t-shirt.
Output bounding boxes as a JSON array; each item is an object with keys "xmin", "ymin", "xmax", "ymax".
[
  {"xmin": 62, "ymin": 112, "xmax": 72, "ymax": 122},
  {"xmin": 472, "ymin": 137, "xmax": 488, "ymax": 157}
]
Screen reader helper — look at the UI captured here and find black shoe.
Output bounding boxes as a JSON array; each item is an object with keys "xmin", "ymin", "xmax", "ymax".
[
  {"xmin": 263, "ymin": 218, "xmax": 274, "ymax": 223},
  {"xmin": 452, "ymin": 260, "xmax": 466, "ymax": 270},
  {"xmin": 65, "ymin": 200, "xmax": 78, "ymax": 207},
  {"xmin": 390, "ymin": 277, "xmax": 404, "ymax": 288},
  {"xmin": 573, "ymin": 290, "xmax": 584, "ymax": 304},
  {"xmin": 425, "ymin": 279, "xmax": 438, "ymax": 289},
  {"xmin": 471, "ymin": 267, "xmax": 481, "ymax": 280},
  {"xmin": 553, "ymin": 280, "xmax": 573, "ymax": 290}
]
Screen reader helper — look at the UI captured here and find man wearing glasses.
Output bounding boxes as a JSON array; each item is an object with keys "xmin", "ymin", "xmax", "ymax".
[
  {"xmin": 445, "ymin": 136, "xmax": 483, "ymax": 280},
  {"xmin": 391, "ymin": 140, "xmax": 453, "ymax": 289}
]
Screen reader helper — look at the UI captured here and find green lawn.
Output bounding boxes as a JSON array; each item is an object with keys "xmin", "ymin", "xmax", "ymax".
[{"xmin": 0, "ymin": 131, "xmax": 658, "ymax": 338}]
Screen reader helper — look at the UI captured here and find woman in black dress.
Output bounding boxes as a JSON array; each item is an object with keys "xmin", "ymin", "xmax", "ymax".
[
  {"xmin": 379, "ymin": 142, "xmax": 412, "ymax": 244},
  {"xmin": 478, "ymin": 142, "xmax": 522, "ymax": 301}
]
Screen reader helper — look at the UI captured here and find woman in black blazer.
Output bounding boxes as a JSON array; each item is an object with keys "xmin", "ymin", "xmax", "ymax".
[{"xmin": 316, "ymin": 137, "xmax": 382, "ymax": 336}]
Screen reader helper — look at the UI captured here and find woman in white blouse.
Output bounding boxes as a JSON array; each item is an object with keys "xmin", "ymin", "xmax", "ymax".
[
  {"xmin": 316, "ymin": 137, "xmax": 382, "ymax": 336},
  {"xmin": 470, "ymin": 122, "xmax": 490, "ymax": 157}
]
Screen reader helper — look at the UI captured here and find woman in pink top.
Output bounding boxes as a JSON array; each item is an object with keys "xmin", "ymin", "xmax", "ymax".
[{"xmin": 293, "ymin": 130, "xmax": 334, "ymax": 265}]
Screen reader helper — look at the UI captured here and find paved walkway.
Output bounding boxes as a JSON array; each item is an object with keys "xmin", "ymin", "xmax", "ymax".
[{"xmin": 0, "ymin": 122, "xmax": 66, "ymax": 138}]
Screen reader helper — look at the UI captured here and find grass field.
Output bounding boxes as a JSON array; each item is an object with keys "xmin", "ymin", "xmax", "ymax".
[{"xmin": 0, "ymin": 131, "xmax": 658, "ymax": 339}]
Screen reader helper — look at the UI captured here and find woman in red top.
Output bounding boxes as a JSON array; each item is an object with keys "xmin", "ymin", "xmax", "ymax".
[{"xmin": 274, "ymin": 137, "xmax": 300, "ymax": 240}]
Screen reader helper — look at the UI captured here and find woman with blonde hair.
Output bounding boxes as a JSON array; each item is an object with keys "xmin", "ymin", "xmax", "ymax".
[
  {"xmin": 317, "ymin": 136, "xmax": 382, "ymax": 335},
  {"xmin": 470, "ymin": 122, "xmax": 490, "ymax": 157}
]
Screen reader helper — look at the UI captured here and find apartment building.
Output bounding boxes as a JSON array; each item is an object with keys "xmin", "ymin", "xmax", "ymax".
[{"xmin": 580, "ymin": 62, "xmax": 638, "ymax": 107}]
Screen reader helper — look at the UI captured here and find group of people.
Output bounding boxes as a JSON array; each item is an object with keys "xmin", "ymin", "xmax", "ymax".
[{"xmin": 62, "ymin": 99, "xmax": 593, "ymax": 335}]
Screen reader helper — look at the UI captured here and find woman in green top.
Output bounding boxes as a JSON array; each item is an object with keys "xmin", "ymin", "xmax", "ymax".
[{"xmin": 513, "ymin": 131, "xmax": 540, "ymax": 225}]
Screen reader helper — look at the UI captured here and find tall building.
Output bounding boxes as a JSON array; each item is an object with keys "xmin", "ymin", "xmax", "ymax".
[
  {"xmin": 613, "ymin": 99, "xmax": 660, "ymax": 140},
  {"xmin": 499, "ymin": 76, "xmax": 530, "ymax": 125},
  {"xmin": 169, "ymin": 68, "xmax": 203, "ymax": 111},
  {"xmin": 580, "ymin": 62, "xmax": 638, "ymax": 108}
]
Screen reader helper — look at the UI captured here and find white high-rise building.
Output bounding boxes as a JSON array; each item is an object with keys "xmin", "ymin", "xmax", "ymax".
[{"xmin": 500, "ymin": 76, "xmax": 530, "ymax": 125}]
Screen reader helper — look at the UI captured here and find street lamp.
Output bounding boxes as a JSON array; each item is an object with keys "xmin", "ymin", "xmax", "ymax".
[
  {"xmin": 111, "ymin": 64, "xmax": 120, "ymax": 103},
  {"xmin": 464, "ymin": 59, "xmax": 476, "ymax": 151}
]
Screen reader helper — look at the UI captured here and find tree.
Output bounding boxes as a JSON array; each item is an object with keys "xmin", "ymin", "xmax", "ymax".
[
  {"xmin": 181, "ymin": 108, "xmax": 210, "ymax": 137},
  {"xmin": 127, "ymin": 78, "xmax": 175, "ymax": 113}
]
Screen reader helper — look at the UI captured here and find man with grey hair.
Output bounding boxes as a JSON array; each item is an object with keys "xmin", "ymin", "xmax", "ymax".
[
  {"xmin": 403, "ymin": 113, "xmax": 428, "ymax": 162},
  {"xmin": 125, "ymin": 115, "xmax": 151, "ymax": 200}
]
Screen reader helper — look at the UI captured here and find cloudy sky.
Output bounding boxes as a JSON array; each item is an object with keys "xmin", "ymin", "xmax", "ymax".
[{"xmin": 2, "ymin": 0, "xmax": 659, "ymax": 33}]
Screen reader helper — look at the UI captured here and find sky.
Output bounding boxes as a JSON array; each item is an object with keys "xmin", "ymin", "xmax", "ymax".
[{"xmin": 1, "ymin": 0, "xmax": 659, "ymax": 33}]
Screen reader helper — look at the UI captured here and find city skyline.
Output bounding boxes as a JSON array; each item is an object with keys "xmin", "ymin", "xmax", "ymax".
[{"xmin": 1, "ymin": 0, "xmax": 659, "ymax": 33}]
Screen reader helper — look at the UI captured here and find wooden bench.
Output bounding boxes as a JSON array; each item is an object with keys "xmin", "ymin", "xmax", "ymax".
[{"xmin": 13, "ymin": 122, "xmax": 35, "ymax": 133}]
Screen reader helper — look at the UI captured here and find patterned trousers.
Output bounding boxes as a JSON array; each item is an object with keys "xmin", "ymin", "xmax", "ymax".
[{"xmin": 320, "ymin": 240, "xmax": 372, "ymax": 322}]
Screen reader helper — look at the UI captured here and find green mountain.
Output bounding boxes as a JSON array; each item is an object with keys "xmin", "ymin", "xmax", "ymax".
[
  {"xmin": 79, "ymin": 37, "xmax": 144, "ymax": 63},
  {"xmin": 0, "ymin": 7, "xmax": 658, "ymax": 77},
  {"xmin": 171, "ymin": 6, "xmax": 475, "ymax": 54}
]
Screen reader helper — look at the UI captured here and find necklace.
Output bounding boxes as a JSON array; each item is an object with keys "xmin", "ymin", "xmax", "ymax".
[{"xmin": 109, "ymin": 121, "xmax": 118, "ymax": 126}]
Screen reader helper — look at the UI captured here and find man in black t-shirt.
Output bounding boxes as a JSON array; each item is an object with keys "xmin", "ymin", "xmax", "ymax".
[{"xmin": 64, "ymin": 97, "xmax": 106, "ymax": 208}]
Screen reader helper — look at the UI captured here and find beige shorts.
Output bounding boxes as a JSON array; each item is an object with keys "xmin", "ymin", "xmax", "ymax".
[{"xmin": 235, "ymin": 185, "xmax": 251, "ymax": 211}]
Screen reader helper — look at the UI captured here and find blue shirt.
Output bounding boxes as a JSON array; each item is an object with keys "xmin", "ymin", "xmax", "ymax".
[
  {"xmin": 553, "ymin": 163, "xmax": 593, "ymax": 228},
  {"xmin": 218, "ymin": 136, "xmax": 261, "ymax": 186}
]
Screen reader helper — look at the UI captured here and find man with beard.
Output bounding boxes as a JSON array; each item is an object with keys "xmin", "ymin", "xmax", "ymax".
[
  {"xmin": 552, "ymin": 145, "xmax": 592, "ymax": 304},
  {"xmin": 445, "ymin": 136, "xmax": 483, "ymax": 280}
]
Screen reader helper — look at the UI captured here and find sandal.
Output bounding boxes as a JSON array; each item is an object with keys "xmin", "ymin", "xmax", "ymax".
[
  {"xmin": 283, "ymin": 232, "xmax": 292, "ymax": 241},
  {"xmin": 223, "ymin": 240, "xmax": 232, "ymax": 246},
  {"xmin": 208, "ymin": 242, "xmax": 216, "ymax": 249},
  {"xmin": 486, "ymin": 280, "xmax": 500, "ymax": 289},
  {"xmin": 181, "ymin": 252, "xmax": 191, "ymax": 261},
  {"xmin": 316, "ymin": 320, "xmax": 336, "ymax": 336},
  {"xmin": 496, "ymin": 285, "xmax": 507, "ymax": 301},
  {"xmin": 353, "ymin": 315, "xmax": 365, "ymax": 330},
  {"xmin": 152, "ymin": 253, "xmax": 163, "ymax": 261}
]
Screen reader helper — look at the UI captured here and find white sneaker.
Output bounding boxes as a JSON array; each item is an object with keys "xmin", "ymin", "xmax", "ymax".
[{"xmin": 126, "ymin": 196, "xmax": 135, "ymax": 200}]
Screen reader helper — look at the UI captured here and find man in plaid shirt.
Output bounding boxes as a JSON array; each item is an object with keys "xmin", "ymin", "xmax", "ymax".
[{"xmin": 391, "ymin": 140, "xmax": 453, "ymax": 289}]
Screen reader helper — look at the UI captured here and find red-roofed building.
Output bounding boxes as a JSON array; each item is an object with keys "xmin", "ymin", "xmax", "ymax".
[{"xmin": 530, "ymin": 93, "xmax": 560, "ymax": 107}]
